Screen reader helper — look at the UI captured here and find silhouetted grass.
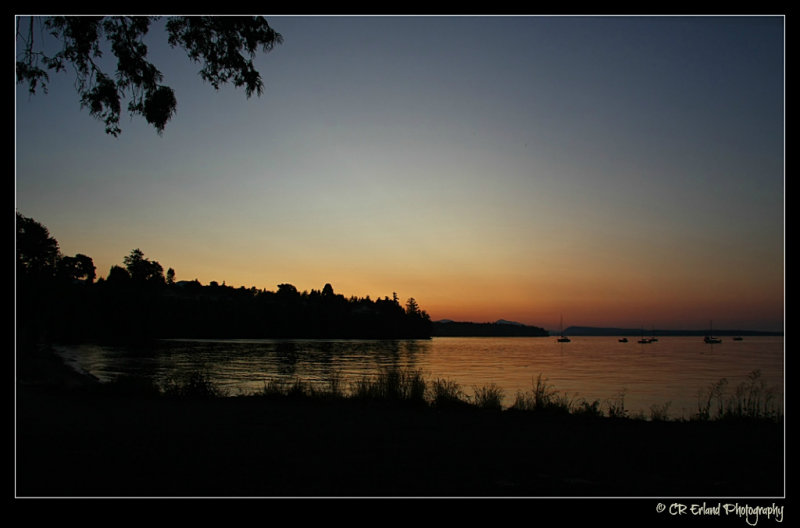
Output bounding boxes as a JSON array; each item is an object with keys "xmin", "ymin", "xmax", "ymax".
[
  {"xmin": 649, "ymin": 401, "xmax": 672, "ymax": 422},
  {"xmin": 259, "ymin": 377, "xmax": 292, "ymax": 398},
  {"xmin": 695, "ymin": 370, "xmax": 783, "ymax": 422},
  {"xmin": 349, "ymin": 367, "xmax": 428, "ymax": 405},
  {"xmin": 325, "ymin": 371, "xmax": 346, "ymax": 399},
  {"xmin": 251, "ymin": 369, "xmax": 781, "ymax": 424},
  {"xmin": 509, "ymin": 374, "xmax": 576, "ymax": 415},
  {"xmin": 257, "ymin": 376, "xmax": 342, "ymax": 401},
  {"xmin": 606, "ymin": 389, "xmax": 628, "ymax": 419},
  {"xmin": 88, "ymin": 366, "xmax": 782, "ymax": 424},
  {"xmin": 472, "ymin": 383, "xmax": 504, "ymax": 410}
]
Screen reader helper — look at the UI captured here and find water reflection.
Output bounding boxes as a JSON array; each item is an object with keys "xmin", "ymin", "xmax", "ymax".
[
  {"xmin": 54, "ymin": 336, "xmax": 783, "ymax": 418},
  {"xmin": 275, "ymin": 341, "xmax": 300, "ymax": 376},
  {"xmin": 112, "ymin": 339, "xmax": 434, "ymax": 396}
]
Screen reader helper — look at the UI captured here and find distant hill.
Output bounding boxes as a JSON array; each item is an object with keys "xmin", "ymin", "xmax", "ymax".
[
  {"xmin": 563, "ymin": 326, "xmax": 784, "ymax": 337},
  {"xmin": 495, "ymin": 319, "xmax": 525, "ymax": 326},
  {"xmin": 432, "ymin": 320, "xmax": 549, "ymax": 337}
]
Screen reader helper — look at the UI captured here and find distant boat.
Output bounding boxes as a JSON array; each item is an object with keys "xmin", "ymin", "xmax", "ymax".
[
  {"xmin": 733, "ymin": 336, "xmax": 744, "ymax": 341},
  {"xmin": 704, "ymin": 320, "xmax": 722, "ymax": 344},
  {"xmin": 638, "ymin": 328, "xmax": 652, "ymax": 344},
  {"xmin": 619, "ymin": 337, "xmax": 629, "ymax": 343},
  {"xmin": 557, "ymin": 315, "xmax": 571, "ymax": 343},
  {"xmin": 649, "ymin": 327, "xmax": 658, "ymax": 342}
]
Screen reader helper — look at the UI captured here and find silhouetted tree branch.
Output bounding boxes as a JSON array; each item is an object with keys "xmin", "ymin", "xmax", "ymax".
[{"xmin": 16, "ymin": 15, "xmax": 283, "ymax": 136}]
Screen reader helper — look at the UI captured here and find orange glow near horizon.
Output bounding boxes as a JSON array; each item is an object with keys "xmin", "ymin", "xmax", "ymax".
[{"xmin": 79, "ymin": 243, "xmax": 782, "ymax": 333}]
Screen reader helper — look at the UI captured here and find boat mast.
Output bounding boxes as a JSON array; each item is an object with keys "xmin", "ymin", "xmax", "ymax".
[{"xmin": 557, "ymin": 314, "xmax": 570, "ymax": 342}]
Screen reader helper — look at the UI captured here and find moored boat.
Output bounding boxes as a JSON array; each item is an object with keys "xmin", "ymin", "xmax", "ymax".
[
  {"xmin": 704, "ymin": 320, "xmax": 722, "ymax": 344},
  {"xmin": 556, "ymin": 315, "xmax": 570, "ymax": 343}
]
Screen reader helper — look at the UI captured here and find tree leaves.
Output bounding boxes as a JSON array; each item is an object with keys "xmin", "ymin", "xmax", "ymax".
[
  {"xmin": 16, "ymin": 212, "xmax": 61, "ymax": 278},
  {"xmin": 166, "ymin": 16, "xmax": 283, "ymax": 98},
  {"xmin": 79, "ymin": 72, "xmax": 122, "ymax": 135},
  {"xmin": 16, "ymin": 15, "xmax": 283, "ymax": 136},
  {"xmin": 142, "ymin": 85, "xmax": 178, "ymax": 133}
]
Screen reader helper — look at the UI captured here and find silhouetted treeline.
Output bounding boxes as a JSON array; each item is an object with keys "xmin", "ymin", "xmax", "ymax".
[
  {"xmin": 16, "ymin": 213, "xmax": 432, "ymax": 345},
  {"xmin": 432, "ymin": 321, "xmax": 549, "ymax": 337}
]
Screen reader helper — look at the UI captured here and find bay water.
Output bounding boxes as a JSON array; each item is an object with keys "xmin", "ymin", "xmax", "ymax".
[{"xmin": 53, "ymin": 336, "xmax": 784, "ymax": 419}]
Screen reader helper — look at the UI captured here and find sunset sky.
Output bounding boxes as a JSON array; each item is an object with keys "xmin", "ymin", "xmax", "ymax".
[{"xmin": 15, "ymin": 15, "xmax": 784, "ymax": 332}]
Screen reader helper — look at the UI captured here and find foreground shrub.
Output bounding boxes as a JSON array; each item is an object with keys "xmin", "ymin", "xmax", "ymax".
[
  {"xmin": 430, "ymin": 378, "xmax": 470, "ymax": 409},
  {"xmin": 161, "ymin": 371, "xmax": 227, "ymax": 399},
  {"xmin": 573, "ymin": 398, "xmax": 603, "ymax": 418},
  {"xmin": 473, "ymin": 383, "xmax": 504, "ymax": 410},
  {"xmin": 98, "ymin": 374, "xmax": 162, "ymax": 398}
]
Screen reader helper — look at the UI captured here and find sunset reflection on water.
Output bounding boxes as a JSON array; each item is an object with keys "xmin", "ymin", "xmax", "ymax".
[{"xmin": 56, "ymin": 336, "xmax": 783, "ymax": 419}]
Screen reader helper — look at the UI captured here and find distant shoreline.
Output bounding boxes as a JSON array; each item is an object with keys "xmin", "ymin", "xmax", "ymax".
[
  {"xmin": 560, "ymin": 326, "xmax": 784, "ymax": 337},
  {"xmin": 432, "ymin": 320, "xmax": 548, "ymax": 337},
  {"xmin": 431, "ymin": 321, "xmax": 783, "ymax": 338}
]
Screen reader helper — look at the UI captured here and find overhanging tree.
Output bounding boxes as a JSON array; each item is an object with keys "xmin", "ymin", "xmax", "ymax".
[{"xmin": 16, "ymin": 15, "xmax": 283, "ymax": 136}]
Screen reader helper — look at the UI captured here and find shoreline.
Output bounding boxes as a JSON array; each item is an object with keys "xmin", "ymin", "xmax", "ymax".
[{"xmin": 16, "ymin": 345, "xmax": 784, "ymax": 498}]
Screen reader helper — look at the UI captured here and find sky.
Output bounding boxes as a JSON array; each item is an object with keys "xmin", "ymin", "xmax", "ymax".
[{"xmin": 15, "ymin": 15, "xmax": 785, "ymax": 332}]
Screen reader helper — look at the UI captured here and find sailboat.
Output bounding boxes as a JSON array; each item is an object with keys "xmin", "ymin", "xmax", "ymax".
[
  {"xmin": 556, "ymin": 315, "xmax": 571, "ymax": 343},
  {"xmin": 704, "ymin": 320, "xmax": 722, "ymax": 344},
  {"xmin": 637, "ymin": 327, "xmax": 651, "ymax": 344}
]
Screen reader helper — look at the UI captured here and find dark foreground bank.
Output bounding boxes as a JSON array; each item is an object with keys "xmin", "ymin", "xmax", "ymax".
[{"xmin": 16, "ymin": 347, "xmax": 784, "ymax": 498}]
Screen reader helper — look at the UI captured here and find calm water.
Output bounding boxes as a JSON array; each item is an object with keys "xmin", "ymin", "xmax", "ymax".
[{"xmin": 54, "ymin": 336, "xmax": 784, "ymax": 419}]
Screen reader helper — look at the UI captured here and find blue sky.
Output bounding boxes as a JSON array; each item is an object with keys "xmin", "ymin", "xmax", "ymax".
[{"xmin": 15, "ymin": 15, "xmax": 784, "ymax": 331}]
